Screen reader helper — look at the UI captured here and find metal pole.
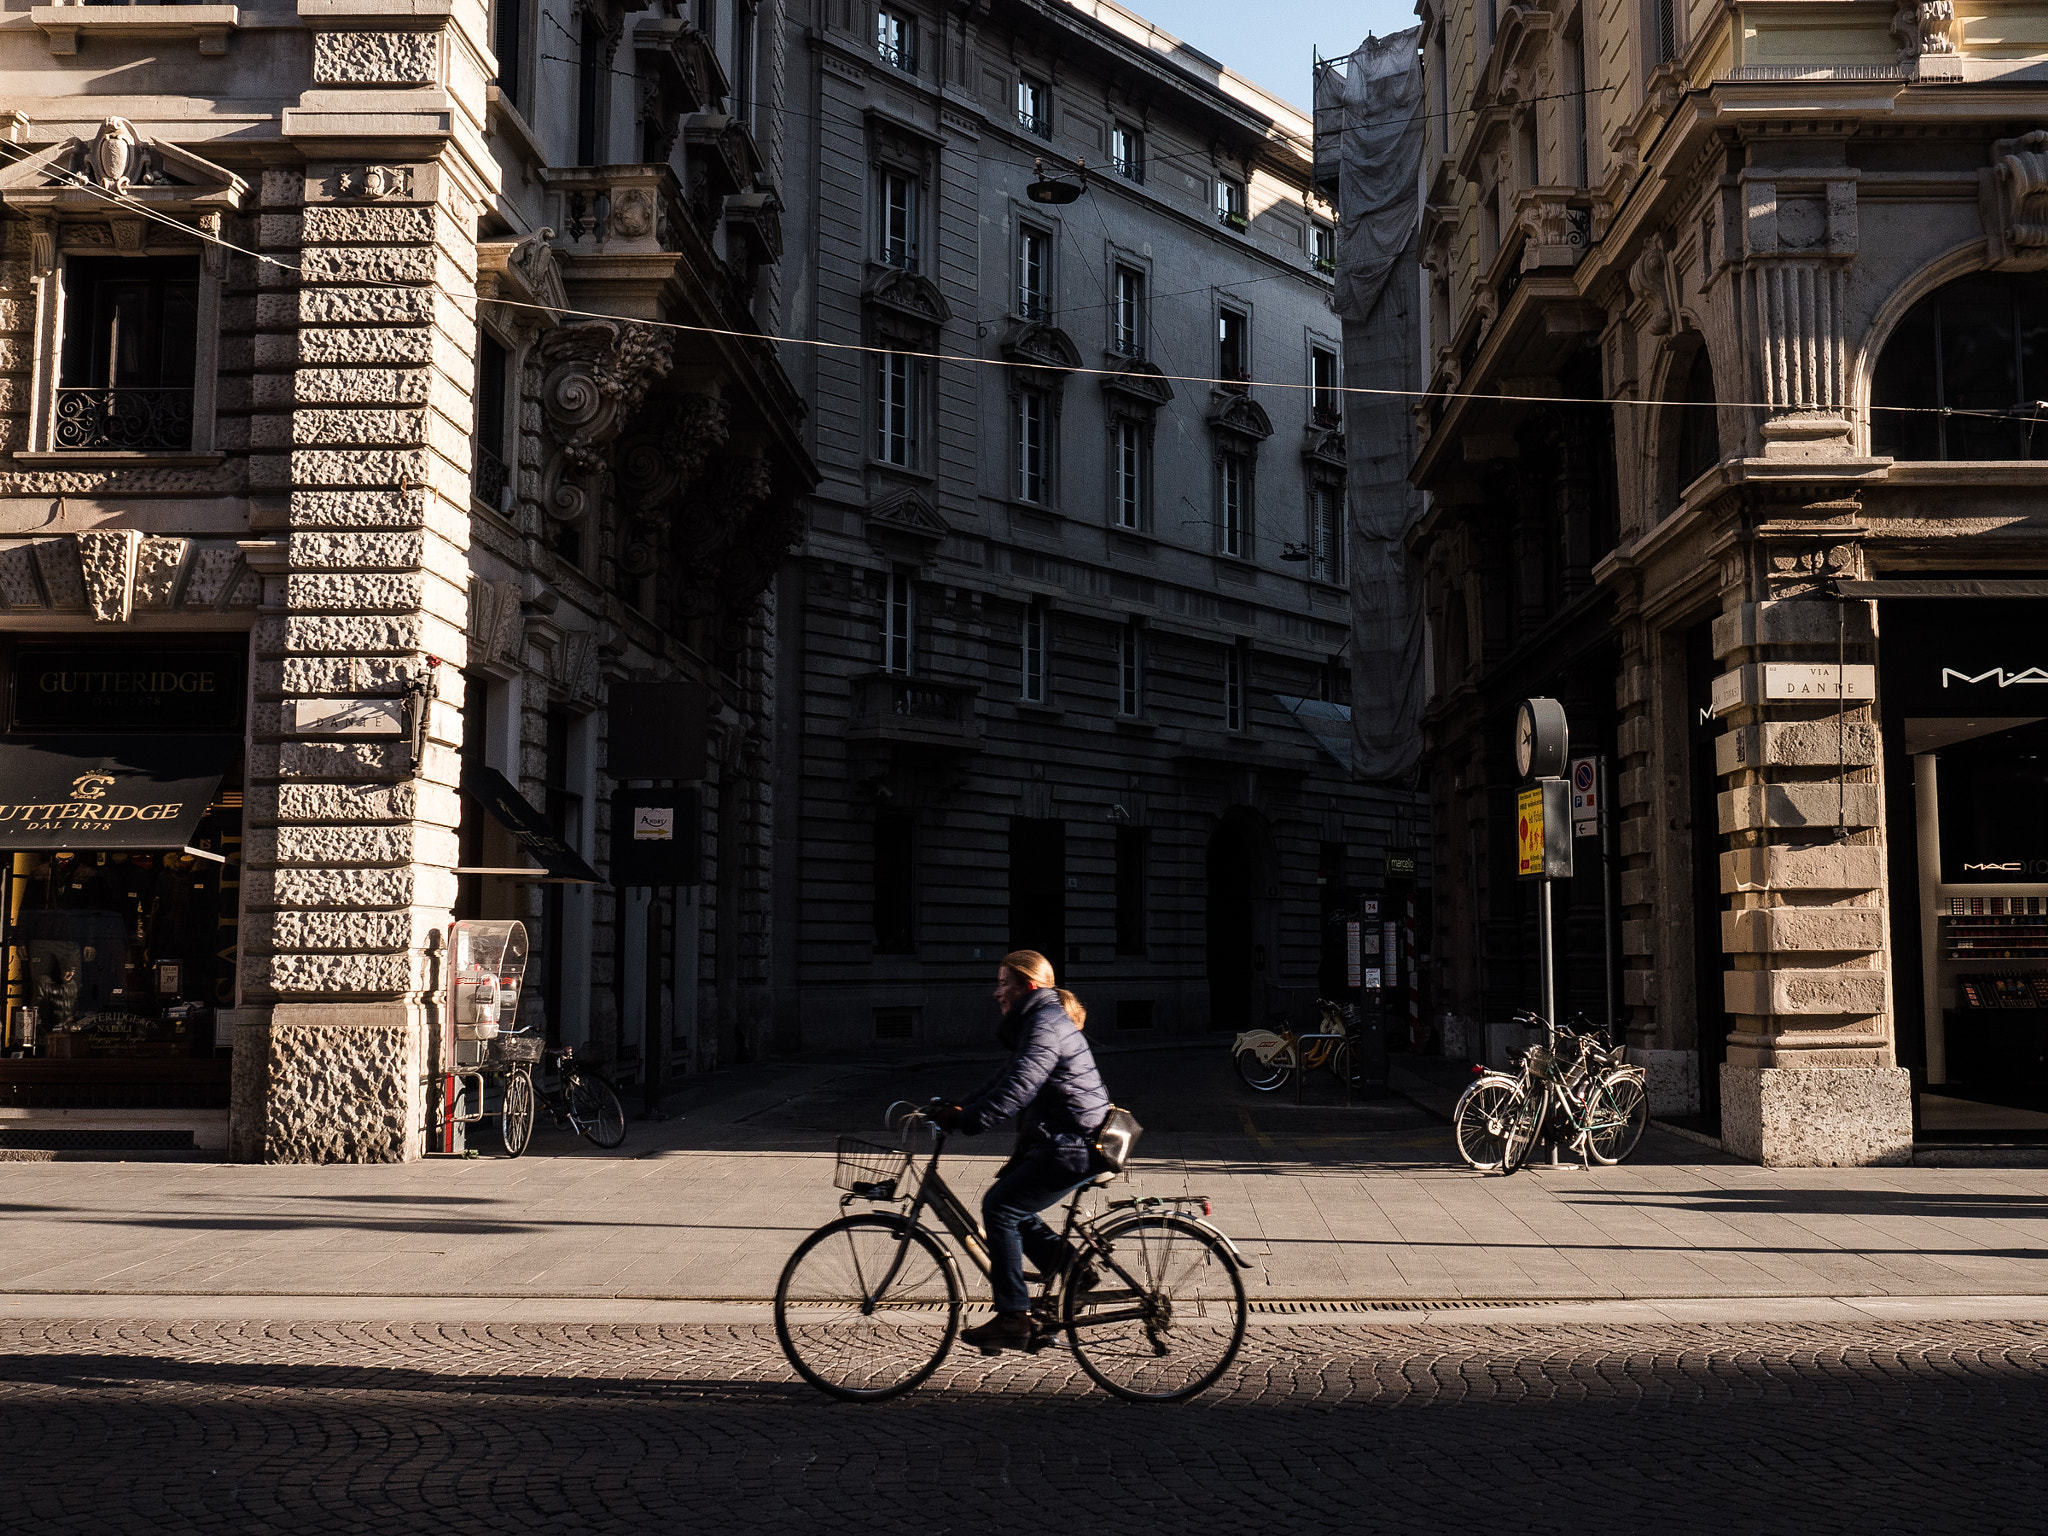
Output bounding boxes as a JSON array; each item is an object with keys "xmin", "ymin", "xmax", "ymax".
[
  {"xmin": 642, "ymin": 887, "xmax": 666, "ymax": 1119},
  {"xmin": 1539, "ymin": 876, "xmax": 1559, "ymax": 1167},
  {"xmin": 1601, "ymin": 754, "xmax": 1617, "ymax": 1040}
]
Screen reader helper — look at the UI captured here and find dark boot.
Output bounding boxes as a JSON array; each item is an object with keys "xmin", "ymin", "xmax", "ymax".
[{"xmin": 962, "ymin": 1311, "xmax": 1035, "ymax": 1353}]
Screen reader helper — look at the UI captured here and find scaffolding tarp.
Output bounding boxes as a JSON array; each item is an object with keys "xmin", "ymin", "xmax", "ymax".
[{"xmin": 1317, "ymin": 30, "xmax": 1427, "ymax": 784}]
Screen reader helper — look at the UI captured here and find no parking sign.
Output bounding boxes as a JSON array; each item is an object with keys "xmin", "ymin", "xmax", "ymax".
[{"xmin": 1569, "ymin": 754, "xmax": 1602, "ymax": 838}]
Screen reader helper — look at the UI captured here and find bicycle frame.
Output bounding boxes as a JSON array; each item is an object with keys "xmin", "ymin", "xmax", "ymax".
[{"xmin": 847, "ymin": 1128, "xmax": 1235, "ymax": 1335}]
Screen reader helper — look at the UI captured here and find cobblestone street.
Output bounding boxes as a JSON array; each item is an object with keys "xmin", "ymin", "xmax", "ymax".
[{"xmin": 4, "ymin": 1315, "xmax": 2044, "ymax": 1534}]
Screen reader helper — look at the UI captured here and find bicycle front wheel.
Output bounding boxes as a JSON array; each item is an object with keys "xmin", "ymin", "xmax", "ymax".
[
  {"xmin": 775, "ymin": 1214, "xmax": 963, "ymax": 1401},
  {"xmin": 1234, "ymin": 1045, "xmax": 1292, "ymax": 1092},
  {"xmin": 1501, "ymin": 1082, "xmax": 1547, "ymax": 1174},
  {"xmin": 1064, "ymin": 1214, "xmax": 1246, "ymax": 1402},
  {"xmin": 1586, "ymin": 1072, "xmax": 1649, "ymax": 1165},
  {"xmin": 499, "ymin": 1069, "xmax": 535, "ymax": 1158},
  {"xmin": 566, "ymin": 1073, "xmax": 627, "ymax": 1149},
  {"xmin": 1453, "ymin": 1077, "xmax": 1522, "ymax": 1171}
]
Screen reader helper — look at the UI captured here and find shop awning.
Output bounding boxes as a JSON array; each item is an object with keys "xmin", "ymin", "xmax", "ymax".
[
  {"xmin": 0, "ymin": 736, "xmax": 238, "ymax": 852},
  {"xmin": 459, "ymin": 764, "xmax": 600, "ymax": 883}
]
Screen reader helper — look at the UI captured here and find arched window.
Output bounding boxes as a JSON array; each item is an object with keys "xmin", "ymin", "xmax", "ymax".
[
  {"xmin": 1872, "ymin": 271, "xmax": 2048, "ymax": 460},
  {"xmin": 1673, "ymin": 343, "xmax": 1718, "ymax": 490}
]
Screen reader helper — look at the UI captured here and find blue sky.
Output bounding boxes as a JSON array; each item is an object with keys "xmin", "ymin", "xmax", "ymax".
[{"xmin": 1136, "ymin": 0, "xmax": 1421, "ymax": 109}]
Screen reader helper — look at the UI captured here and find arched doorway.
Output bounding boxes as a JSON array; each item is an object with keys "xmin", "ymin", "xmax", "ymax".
[{"xmin": 1205, "ymin": 807, "xmax": 1277, "ymax": 1031}]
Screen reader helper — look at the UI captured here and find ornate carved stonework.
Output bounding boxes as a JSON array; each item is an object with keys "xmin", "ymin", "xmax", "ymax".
[
  {"xmin": 1207, "ymin": 393, "xmax": 1274, "ymax": 444},
  {"xmin": 863, "ymin": 263, "xmax": 951, "ymax": 345},
  {"xmin": 1985, "ymin": 131, "xmax": 2048, "ymax": 269},
  {"xmin": 530, "ymin": 320, "xmax": 676, "ymax": 526},
  {"xmin": 326, "ymin": 164, "xmax": 416, "ymax": 202},
  {"xmin": 1303, "ymin": 425, "xmax": 1346, "ymax": 469},
  {"xmin": 1101, "ymin": 360, "xmax": 1175, "ymax": 413},
  {"xmin": 1628, "ymin": 233, "xmax": 1678, "ymax": 336},
  {"xmin": 1892, "ymin": 0, "xmax": 1956, "ymax": 59}
]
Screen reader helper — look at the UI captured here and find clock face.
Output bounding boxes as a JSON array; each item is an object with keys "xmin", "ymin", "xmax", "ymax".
[{"xmin": 1515, "ymin": 703, "xmax": 1536, "ymax": 779}]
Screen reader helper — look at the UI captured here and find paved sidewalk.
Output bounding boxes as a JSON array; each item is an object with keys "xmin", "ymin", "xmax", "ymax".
[{"xmin": 4, "ymin": 1046, "xmax": 2048, "ymax": 1308}]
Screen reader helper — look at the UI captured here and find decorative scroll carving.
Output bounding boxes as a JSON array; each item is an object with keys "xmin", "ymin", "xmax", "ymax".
[
  {"xmin": 509, "ymin": 227, "xmax": 567, "ymax": 309},
  {"xmin": 1892, "ymin": 0, "xmax": 1955, "ymax": 58},
  {"xmin": 531, "ymin": 320, "xmax": 675, "ymax": 526},
  {"xmin": 1628, "ymin": 233, "xmax": 1677, "ymax": 336},
  {"xmin": 1986, "ymin": 131, "xmax": 2048, "ymax": 268}
]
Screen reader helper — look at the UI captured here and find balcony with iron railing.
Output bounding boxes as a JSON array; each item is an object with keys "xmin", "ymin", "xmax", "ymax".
[
  {"xmin": 53, "ymin": 386, "xmax": 192, "ymax": 451},
  {"xmin": 846, "ymin": 672, "xmax": 983, "ymax": 750}
]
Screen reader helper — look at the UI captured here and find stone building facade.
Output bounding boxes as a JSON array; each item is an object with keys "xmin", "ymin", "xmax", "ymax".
[
  {"xmin": 769, "ymin": 0, "xmax": 1423, "ymax": 1048},
  {"xmin": 0, "ymin": 0, "xmax": 813, "ymax": 1159},
  {"xmin": 1408, "ymin": 0, "xmax": 2048, "ymax": 1161}
]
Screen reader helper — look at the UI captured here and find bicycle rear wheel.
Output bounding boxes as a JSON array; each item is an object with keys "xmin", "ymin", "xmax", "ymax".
[
  {"xmin": 1064, "ymin": 1214, "xmax": 1246, "ymax": 1402},
  {"xmin": 1234, "ymin": 1045, "xmax": 1292, "ymax": 1092},
  {"xmin": 1585, "ymin": 1072, "xmax": 1648, "ymax": 1165},
  {"xmin": 1453, "ymin": 1077, "xmax": 1522, "ymax": 1171},
  {"xmin": 775, "ymin": 1214, "xmax": 962, "ymax": 1401},
  {"xmin": 566, "ymin": 1072, "xmax": 627, "ymax": 1149},
  {"xmin": 499, "ymin": 1069, "xmax": 535, "ymax": 1158},
  {"xmin": 1500, "ymin": 1082, "xmax": 1547, "ymax": 1174}
]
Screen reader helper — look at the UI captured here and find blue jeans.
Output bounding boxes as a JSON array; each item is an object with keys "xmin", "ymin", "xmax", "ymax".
[{"xmin": 982, "ymin": 1143, "xmax": 1091, "ymax": 1313}]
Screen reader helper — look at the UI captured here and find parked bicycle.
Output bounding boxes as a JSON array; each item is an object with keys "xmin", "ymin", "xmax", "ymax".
[
  {"xmin": 492, "ymin": 1031, "xmax": 629, "ymax": 1156},
  {"xmin": 1453, "ymin": 1011, "xmax": 1647, "ymax": 1174},
  {"xmin": 775, "ymin": 1100, "xmax": 1251, "ymax": 1403},
  {"xmin": 1232, "ymin": 997, "xmax": 1367, "ymax": 1092}
]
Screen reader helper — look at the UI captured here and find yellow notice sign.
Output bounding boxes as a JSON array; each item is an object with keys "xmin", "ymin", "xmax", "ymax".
[{"xmin": 1517, "ymin": 785, "xmax": 1545, "ymax": 877}]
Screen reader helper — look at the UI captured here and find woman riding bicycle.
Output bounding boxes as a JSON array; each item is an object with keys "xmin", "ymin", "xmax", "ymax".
[{"xmin": 928, "ymin": 949, "xmax": 1111, "ymax": 1351}]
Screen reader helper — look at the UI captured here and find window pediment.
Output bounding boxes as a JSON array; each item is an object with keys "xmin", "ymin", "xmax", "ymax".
[
  {"xmin": 999, "ymin": 319, "xmax": 1081, "ymax": 385},
  {"xmin": 865, "ymin": 488, "xmax": 949, "ymax": 562},
  {"xmin": 0, "ymin": 119, "xmax": 247, "ymax": 218},
  {"xmin": 1207, "ymin": 393, "xmax": 1274, "ymax": 443},
  {"xmin": 1303, "ymin": 425, "xmax": 1346, "ymax": 469},
  {"xmin": 1101, "ymin": 359, "xmax": 1175, "ymax": 410},
  {"xmin": 864, "ymin": 262, "xmax": 950, "ymax": 344}
]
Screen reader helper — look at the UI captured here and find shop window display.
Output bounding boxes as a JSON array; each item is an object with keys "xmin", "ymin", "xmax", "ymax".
[{"xmin": 8, "ymin": 809, "xmax": 240, "ymax": 1062}]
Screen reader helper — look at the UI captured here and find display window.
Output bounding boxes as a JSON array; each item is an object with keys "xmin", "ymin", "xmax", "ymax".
[
  {"xmin": 7, "ymin": 801, "xmax": 241, "ymax": 1060},
  {"xmin": 0, "ymin": 636, "xmax": 246, "ymax": 1107}
]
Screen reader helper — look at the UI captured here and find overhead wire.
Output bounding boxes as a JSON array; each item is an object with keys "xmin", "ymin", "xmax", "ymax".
[{"xmin": 0, "ymin": 132, "xmax": 2007, "ymax": 424}]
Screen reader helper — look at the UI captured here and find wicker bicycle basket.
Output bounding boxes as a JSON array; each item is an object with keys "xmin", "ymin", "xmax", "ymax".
[
  {"xmin": 833, "ymin": 1136, "xmax": 910, "ymax": 1196},
  {"xmin": 482, "ymin": 1032, "xmax": 543, "ymax": 1065}
]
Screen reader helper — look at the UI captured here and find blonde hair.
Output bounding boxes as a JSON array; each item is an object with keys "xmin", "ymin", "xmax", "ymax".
[{"xmin": 1000, "ymin": 949, "xmax": 1086, "ymax": 1028}]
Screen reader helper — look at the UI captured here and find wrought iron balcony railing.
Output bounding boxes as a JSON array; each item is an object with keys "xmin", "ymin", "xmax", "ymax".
[
  {"xmin": 53, "ymin": 387, "xmax": 192, "ymax": 450},
  {"xmin": 474, "ymin": 443, "xmax": 510, "ymax": 509}
]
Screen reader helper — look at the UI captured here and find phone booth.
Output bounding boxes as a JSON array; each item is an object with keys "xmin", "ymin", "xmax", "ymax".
[{"xmin": 437, "ymin": 919, "xmax": 529, "ymax": 1153}]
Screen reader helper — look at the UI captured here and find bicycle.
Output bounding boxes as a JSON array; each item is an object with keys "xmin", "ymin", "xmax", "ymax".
[
  {"xmin": 495, "ymin": 1034, "xmax": 629, "ymax": 1156},
  {"xmin": 1453, "ymin": 1011, "xmax": 1647, "ymax": 1174},
  {"xmin": 774, "ymin": 1100, "xmax": 1252, "ymax": 1403},
  {"xmin": 1232, "ymin": 997, "xmax": 1367, "ymax": 1093}
]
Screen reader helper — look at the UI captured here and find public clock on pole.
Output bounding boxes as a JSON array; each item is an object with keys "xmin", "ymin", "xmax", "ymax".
[{"xmin": 1514, "ymin": 698, "xmax": 1569, "ymax": 781}]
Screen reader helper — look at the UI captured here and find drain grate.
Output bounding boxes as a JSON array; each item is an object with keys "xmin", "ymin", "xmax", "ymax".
[
  {"xmin": 0, "ymin": 1128, "xmax": 195, "ymax": 1150},
  {"xmin": 1250, "ymin": 1298, "xmax": 1567, "ymax": 1315}
]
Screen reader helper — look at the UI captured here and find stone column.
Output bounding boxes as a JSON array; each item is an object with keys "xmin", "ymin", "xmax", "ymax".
[
  {"xmin": 1712, "ymin": 547, "xmax": 1910, "ymax": 1165},
  {"xmin": 238, "ymin": 157, "xmax": 477, "ymax": 1162}
]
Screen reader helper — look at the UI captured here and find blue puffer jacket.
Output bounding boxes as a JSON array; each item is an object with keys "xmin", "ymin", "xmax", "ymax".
[{"xmin": 959, "ymin": 988, "xmax": 1113, "ymax": 1147}]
